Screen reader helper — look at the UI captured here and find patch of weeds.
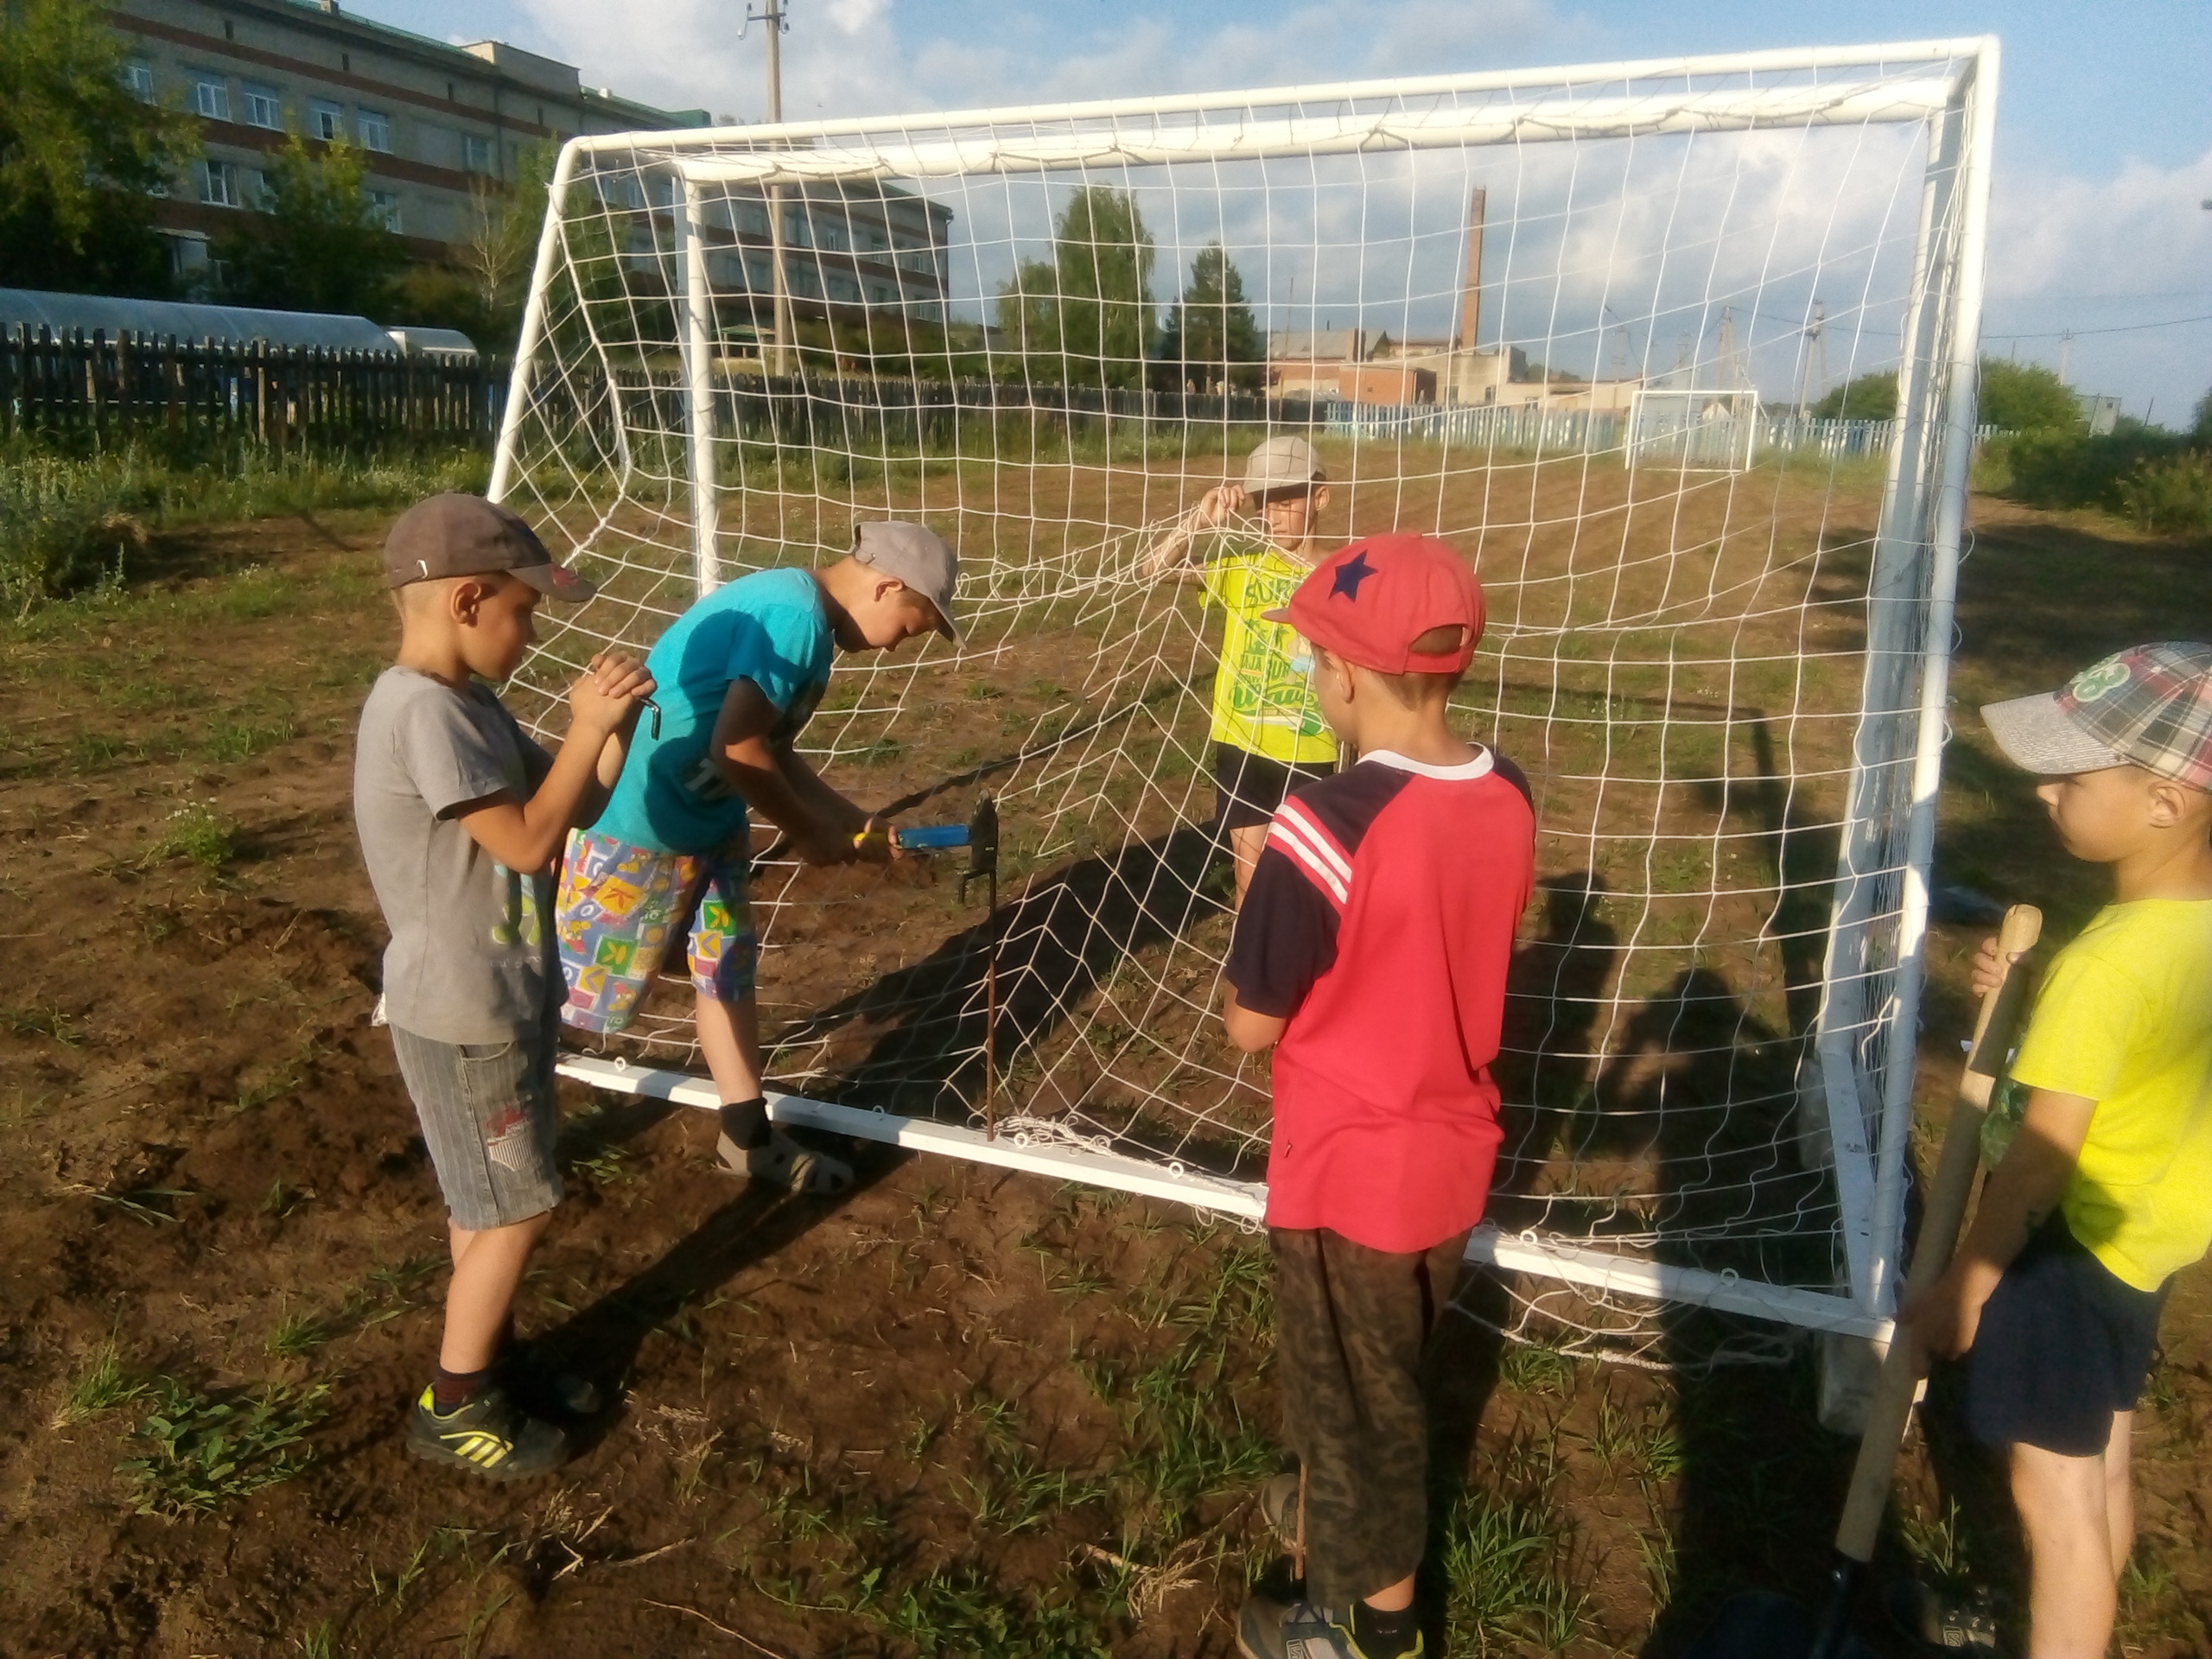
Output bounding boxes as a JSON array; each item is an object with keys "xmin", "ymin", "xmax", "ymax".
[
  {"xmin": 263, "ymin": 1177, "xmax": 310, "ymax": 1218},
  {"xmin": 54, "ymin": 1339, "xmax": 149, "ymax": 1427},
  {"xmin": 851, "ymin": 735, "xmax": 906, "ymax": 766},
  {"xmin": 71, "ymin": 730, "xmax": 128, "ymax": 772},
  {"xmin": 872, "ymin": 1563, "xmax": 1114, "ymax": 1658},
  {"xmin": 89, "ymin": 1184, "xmax": 194, "ymax": 1225},
  {"xmin": 297, "ymin": 1621, "xmax": 338, "ymax": 1659},
  {"xmin": 1897, "ymin": 1497, "xmax": 1974, "ymax": 1594},
  {"xmin": 117, "ymin": 1376, "xmax": 330, "ymax": 1516},
  {"xmin": 1497, "ymin": 1338, "xmax": 1579, "ymax": 1395},
  {"xmin": 145, "ymin": 798, "xmax": 235, "ymax": 868},
  {"xmin": 204, "ymin": 715, "xmax": 295, "ymax": 762},
  {"xmin": 1438, "ymin": 1484, "xmax": 1587, "ymax": 1652},
  {"xmin": 2, "ymin": 1005, "xmax": 83, "ymax": 1046},
  {"xmin": 265, "ymin": 1304, "xmax": 338, "ymax": 1361},
  {"xmin": 964, "ymin": 682, "xmax": 1004, "ymax": 701}
]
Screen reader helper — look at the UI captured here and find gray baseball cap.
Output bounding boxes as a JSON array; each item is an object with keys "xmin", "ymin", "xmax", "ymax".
[
  {"xmin": 852, "ymin": 521, "xmax": 959, "ymax": 641},
  {"xmin": 1242, "ymin": 435, "xmax": 1326, "ymax": 496},
  {"xmin": 382, "ymin": 493, "xmax": 596, "ymax": 602}
]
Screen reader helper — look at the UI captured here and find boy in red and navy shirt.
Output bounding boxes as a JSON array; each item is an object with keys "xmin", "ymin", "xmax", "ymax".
[{"xmin": 1221, "ymin": 533, "xmax": 1535, "ymax": 1659}]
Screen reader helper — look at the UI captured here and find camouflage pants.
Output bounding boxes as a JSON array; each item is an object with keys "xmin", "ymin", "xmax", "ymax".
[{"xmin": 1269, "ymin": 1226, "xmax": 1471, "ymax": 1611}]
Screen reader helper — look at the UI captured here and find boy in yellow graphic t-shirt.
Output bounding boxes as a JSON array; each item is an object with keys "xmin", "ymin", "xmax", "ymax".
[
  {"xmin": 1904, "ymin": 643, "xmax": 2212, "ymax": 1659},
  {"xmin": 1145, "ymin": 435, "xmax": 1338, "ymax": 903}
]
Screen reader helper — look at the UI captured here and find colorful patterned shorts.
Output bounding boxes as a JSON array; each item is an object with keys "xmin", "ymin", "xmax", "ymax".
[{"xmin": 555, "ymin": 829, "xmax": 757, "ymax": 1033}]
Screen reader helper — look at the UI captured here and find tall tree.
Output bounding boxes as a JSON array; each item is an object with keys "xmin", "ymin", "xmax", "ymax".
[
  {"xmin": 1158, "ymin": 242, "xmax": 1262, "ymax": 392},
  {"xmin": 1808, "ymin": 368, "xmax": 1897, "ymax": 422},
  {"xmin": 217, "ymin": 132, "xmax": 404, "ymax": 316},
  {"xmin": 1977, "ymin": 359, "xmax": 2081, "ymax": 433},
  {"xmin": 995, "ymin": 186, "xmax": 1156, "ymax": 389},
  {"xmin": 0, "ymin": 0, "xmax": 195, "ymax": 296}
]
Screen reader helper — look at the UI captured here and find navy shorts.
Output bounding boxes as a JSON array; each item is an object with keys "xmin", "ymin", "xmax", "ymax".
[
  {"xmin": 1965, "ymin": 1215, "xmax": 2169, "ymax": 1457},
  {"xmin": 1213, "ymin": 744, "xmax": 1332, "ymax": 834}
]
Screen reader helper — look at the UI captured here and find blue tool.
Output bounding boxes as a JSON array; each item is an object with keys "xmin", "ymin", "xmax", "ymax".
[{"xmin": 891, "ymin": 823, "xmax": 969, "ymax": 851}]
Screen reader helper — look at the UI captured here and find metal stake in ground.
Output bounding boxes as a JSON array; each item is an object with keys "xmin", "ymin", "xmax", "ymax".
[
  {"xmin": 960, "ymin": 796, "xmax": 1002, "ymax": 1139},
  {"xmin": 1685, "ymin": 902, "xmax": 2044, "ymax": 1659}
]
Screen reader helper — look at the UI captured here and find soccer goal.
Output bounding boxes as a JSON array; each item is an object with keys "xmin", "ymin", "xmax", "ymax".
[
  {"xmin": 492, "ymin": 38, "xmax": 1999, "ymax": 1362},
  {"xmin": 1625, "ymin": 388, "xmax": 1762, "ymax": 475}
]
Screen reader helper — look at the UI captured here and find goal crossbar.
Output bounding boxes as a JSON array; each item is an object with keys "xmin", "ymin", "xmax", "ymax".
[
  {"xmin": 648, "ymin": 81, "xmax": 1958, "ymax": 186},
  {"xmin": 556, "ymin": 1055, "xmax": 1891, "ymax": 1341},
  {"xmin": 558, "ymin": 36, "xmax": 1992, "ymax": 160}
]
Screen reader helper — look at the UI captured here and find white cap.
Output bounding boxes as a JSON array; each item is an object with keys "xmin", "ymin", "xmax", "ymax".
[{"xmin": 1242, "ymin": 435, "xmax": 1325, "ymax": 496}]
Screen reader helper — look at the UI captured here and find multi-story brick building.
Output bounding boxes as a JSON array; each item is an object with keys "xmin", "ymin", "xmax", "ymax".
[{"xmin": 109, "ymin": 0, "xmax": 954, "ymax": 327}]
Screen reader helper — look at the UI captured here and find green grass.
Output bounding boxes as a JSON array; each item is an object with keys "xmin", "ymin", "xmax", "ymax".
[
  {"xmin": 3, "ymin": 1005, "xmax": 84, "ymax": 1046},
  {"xmin": 52, "ymin": 1339, "xmax": 149, "ymax": 1427},
  {"xmin": 0, "ymin": 442, "xmax": 489, "ymax": 608},
  {"xmin": 116, "ymin": 1376, "xmax": 331, "ymax": 1516},
  {"xmin": 144, "ymin": 799, "xmax": 237, "ymax": 869}
]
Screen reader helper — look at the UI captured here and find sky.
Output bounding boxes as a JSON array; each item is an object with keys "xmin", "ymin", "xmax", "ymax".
[{"xmin": 361, "ymin": 0, "xmax": 2212, "ymax": 423}]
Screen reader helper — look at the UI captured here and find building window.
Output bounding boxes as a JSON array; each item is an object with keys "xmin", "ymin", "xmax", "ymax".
[
  {"xmin": 734, "ymin": 199, "xmax": 768, "ymax": 238},
  {"xmin": 310, "ymin": 100, "xmax": 343, "ymax": 142},
  {"xmin": 193, "ymin": 75, "xmax": 230, "ymax": 122},
  {"xmin": 463, "ymin": 133, "xmax": 493, "ymax": 174},
  {"xmin": 365, "ymin": 189, "xmax": 401, "ymax": 232},
  {"xmin": 243, "ymin": 83, "xmax": 281, "ymax": 130},
  {"xmin": 123, "ymin": 60, "xmax": 155, "ymax": 103},
  {"xmin": 357, "ymin": 108, "xmax": 391, "ymax": 152},
  {"xmin": 200, "ymin": 160, "xmax": 239, "ymax": 207},
  {"xmin": 248, "ymin": 168, "xmax": 273, "ymax": 208}
]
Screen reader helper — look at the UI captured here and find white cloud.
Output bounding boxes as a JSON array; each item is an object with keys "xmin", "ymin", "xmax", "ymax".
[{"xmin": 1982, "ymin": 143, "xmax": 2212, "ymax": 418}]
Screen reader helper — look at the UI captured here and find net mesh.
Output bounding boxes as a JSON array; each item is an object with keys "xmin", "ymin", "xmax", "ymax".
[{"xmin": 496, "ymin": 48, "xmax": 1980, "ymax": 1357}]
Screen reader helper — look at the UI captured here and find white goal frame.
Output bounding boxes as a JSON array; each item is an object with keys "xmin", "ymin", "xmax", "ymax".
[
  {"xmin": 493, "ymin": 36, "xmax": 2001, "ymax": 1346},
  {"xmin": 1625, "ymin": 387, "xmax": 1763, "ymax": 474}
]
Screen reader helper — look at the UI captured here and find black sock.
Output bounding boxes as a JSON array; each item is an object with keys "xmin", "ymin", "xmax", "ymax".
[
  {"xmin": 431, "ymin": 1363, "xmax": 492, "ymax": 1412},
  {"xmin": 719, "ymin": 1096, "xmax": 772, "ymax": 1151},
  {"xmin": 1350, "ymin": 1599, "xmax": 1418, "ymax": 1659}
]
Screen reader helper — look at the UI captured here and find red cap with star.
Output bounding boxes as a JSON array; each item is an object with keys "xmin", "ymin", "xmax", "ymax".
[{"xmin": 1265, "ymin": 532, "xmax": 1484, "ymax": 675}]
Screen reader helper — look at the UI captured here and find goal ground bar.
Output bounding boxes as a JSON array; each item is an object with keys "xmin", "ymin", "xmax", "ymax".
[{"xmin": 556, "ymin": 1054, "xmax": 1890, "ymax": 1342}]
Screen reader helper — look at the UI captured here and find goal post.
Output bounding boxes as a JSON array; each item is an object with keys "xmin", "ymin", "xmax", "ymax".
[{"xmin": 492, "ymin": 38, "xmax": 2000, "ymax": 1358}]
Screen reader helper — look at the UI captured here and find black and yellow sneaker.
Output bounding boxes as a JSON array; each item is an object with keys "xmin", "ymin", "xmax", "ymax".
[{"xmin": 405, "ymin": 1382, "xmax": 569, "ymax": 1480}]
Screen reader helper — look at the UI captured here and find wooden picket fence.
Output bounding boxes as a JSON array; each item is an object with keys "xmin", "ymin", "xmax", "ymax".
[{"xmin": 0, "ymin": 327, "xmax": 508, "ymax": 450}]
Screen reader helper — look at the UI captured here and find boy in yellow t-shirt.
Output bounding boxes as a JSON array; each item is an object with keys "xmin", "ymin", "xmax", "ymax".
[
  {"xmin": 1144, "ymin": 435, "xmax": 1338, "ymax": 903},
  {"xmin": 1904, "ymin": 642, "xmax": 2212, "ymax": 1659}
]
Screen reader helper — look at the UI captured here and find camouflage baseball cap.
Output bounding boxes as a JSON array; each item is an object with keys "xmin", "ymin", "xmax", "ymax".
[{"xmin": 1981, "ymin": 642, "xmax": 2212, "ymax": 790}]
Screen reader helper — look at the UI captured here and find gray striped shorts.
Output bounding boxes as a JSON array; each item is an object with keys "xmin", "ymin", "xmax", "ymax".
[{"xmin": 388, "ymin": 1014, "xmax": 564, "ymax": 1231}]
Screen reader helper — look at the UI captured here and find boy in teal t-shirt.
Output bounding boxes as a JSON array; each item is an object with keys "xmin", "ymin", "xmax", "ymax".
[
  {"xmin": 1904, "ymin": 643, "xmax": 2212, "ymax": 1658},
  {"xmin": 556, "ymin": 524, "xmax": 958, "ymax": 1192}
]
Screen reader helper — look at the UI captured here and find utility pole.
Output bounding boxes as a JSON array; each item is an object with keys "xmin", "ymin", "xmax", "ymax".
[
  {"xmin": 747, "ymin": 0, "xmax": 797, "ymax": 375},
  {"xmin": 1794, "ymin": 299, "xmax": 1827, "ymax": 418},
  {"xmin": 2057, "ymin": 327, "xmax": 2073, "ymax": 386}
]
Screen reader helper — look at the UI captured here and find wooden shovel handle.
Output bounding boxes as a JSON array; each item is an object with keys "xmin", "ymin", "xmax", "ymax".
[{"xmin": 1833, "ymin": 904, "xmax": 2043, "ymax": 1563}]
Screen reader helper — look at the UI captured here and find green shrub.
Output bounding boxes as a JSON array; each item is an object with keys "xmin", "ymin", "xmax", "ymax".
[
  {"xmin": 1979, "ymin": 426, "xmax": 2190, "ymax": 512},
  {"xmin": 0, "ymin": 453, "xmax": 152, "ymax": 608},
  {"xmin": 0, "ymin": 442, "xmax": 488, "ymax": 610},
  {"xmin": 2117, "ymin": 453, "xmax": 2212, "ymax": 540}
]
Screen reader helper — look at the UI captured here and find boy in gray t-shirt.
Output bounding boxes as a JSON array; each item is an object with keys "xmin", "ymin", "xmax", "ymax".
[{"xmin": 353, "ymin": 493, "xmax": 652, "ymax": 1481}]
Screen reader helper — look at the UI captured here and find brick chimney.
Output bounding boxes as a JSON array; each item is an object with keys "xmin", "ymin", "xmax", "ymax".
[{"xmin": 1455, "ymin": 187, "xmax": 1485, "ymax": 353}]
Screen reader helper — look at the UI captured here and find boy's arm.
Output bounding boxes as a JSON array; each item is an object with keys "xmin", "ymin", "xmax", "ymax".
[
  {"xmin": 456, "ymin": 656, "xmax": 652, "ymax": 869},
  {"xmin": 1218, "ymin": 823, "xmax": 1339, "ymax": 1052},
  {"xmin": 1140, "ymin": 484, "xmax": 1243, "ymax": 581},
  {"xmin": 1222, "ymin": 988, "xmax": 1287, "ymax": 1052},
  {"xmin": 708, "ymin": 678, "xmax": 886, "ymax": 866},
  {"xmin": 1901, "ymin": 1086, "xmax": 2097, "ymax": 1359}
]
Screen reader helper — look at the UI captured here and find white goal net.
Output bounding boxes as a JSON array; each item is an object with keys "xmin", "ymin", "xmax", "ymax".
[{"xmin": 492, "ymin": 39, "xmax": 1999, "ymax": 1359}]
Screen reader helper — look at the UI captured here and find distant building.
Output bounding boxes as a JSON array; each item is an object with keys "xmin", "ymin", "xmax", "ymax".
[
  {"xmin": 111, "ymin": 0, "xmax": 703, "ymax": 278},
  {"xmin": 2075, "ymin": 392, "xmax": 2120, "ymax": 436},
  {"xmin": 105, "ymin": 0, "xmax": 956, "ymax": 326},
  {"xmin": 0, "ymin": 284, "xmax": 474, "ymax": 353}
]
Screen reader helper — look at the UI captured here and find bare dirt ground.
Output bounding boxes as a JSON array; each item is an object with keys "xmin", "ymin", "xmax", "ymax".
[{"xmin": 0, "ymin": 494, "xmax": 2205, "ymax": 1657}]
